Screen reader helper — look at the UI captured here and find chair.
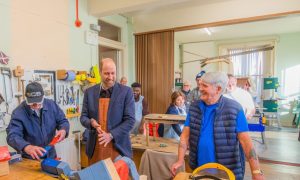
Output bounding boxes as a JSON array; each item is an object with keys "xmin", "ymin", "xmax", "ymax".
[{"xmin": 248, "ymin": 109, "xmax": 266, "ymax": 144}]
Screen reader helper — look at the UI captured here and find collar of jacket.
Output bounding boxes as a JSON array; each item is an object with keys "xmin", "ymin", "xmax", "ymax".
[{"xmin": 23, "ymin": 100, "xmax": 48, "ymax": 117}]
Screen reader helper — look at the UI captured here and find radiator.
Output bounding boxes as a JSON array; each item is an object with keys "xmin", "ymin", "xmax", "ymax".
[{"xmin": 55, "ymin": 136, "xmax": 80, "ymax": 170}]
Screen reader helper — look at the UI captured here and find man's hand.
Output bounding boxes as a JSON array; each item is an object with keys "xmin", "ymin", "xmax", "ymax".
[
  {"xmin": 91, "ymin": 118, "xmax": 102, "ymax": 134},
  {"xmin": 24, "ymin": 145, "xmax": 46, "ymax": 160},
  {"xmin": 56, "ymin": 129, "xmax": 67, "ymax": 142},
  {"xmin": 170, "ymin": 160, "xmax": 184, "ymax": 177},
  {"xmin": 98, "ymin": 130, "xmax": 113, "ymax": 147}
]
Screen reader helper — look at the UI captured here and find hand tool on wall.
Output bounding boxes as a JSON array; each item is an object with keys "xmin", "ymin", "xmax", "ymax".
[
  {"xmin": 0, "ymin": 93, "xmax": 4, "ymax": 105},
  {"xmin": 21, "ymin": 79, "xmax": 26, "ymax": 100},
  {"xmin": 60, "ymin": 85, "xmax": 64, "ymax": 105},
  {"xmin": 13, "ymin": 66, "xmax": 24, "ymax": 104},
  {"xmin": 57, "ymin": 85, "xmax": 61, "ymax": 105},
  {"xmin": 76, "ymin": 89, "xmax": 80, "ymax": 112},
  {"xmin": 1, "ymin": 67, "xmax": 13, "ymax": 112},
  {"xmin": 70, "ymin": 86, "xmax": 75, "ymax": 105},
  {"xmin": 65, "ymin": 88, "xmax": 70, "ymax": 105},
  {"xmin": 62, "ymin": 85, "xmax": 66, "ymax": 105}
]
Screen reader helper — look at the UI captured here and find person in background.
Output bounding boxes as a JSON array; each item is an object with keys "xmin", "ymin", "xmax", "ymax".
[
  {"xmin": 6, "ymin": 82, "xmax": 69, "ymax": 160},
  {"xmin": 224, "ymin": 74, "xmax": 255, "ymax": 120},
  {"xmin": 120, "ymin": 76, "xmax": 128, "ymax": 86},
  {"xmin": 181, "ymin": 80, "xmax": 191, "ymax": 97},
  {"xmin": 131, "ymin": 82, "xmax": 150, "ymax": 135},
  {"xmin": 171, "ymin": 72, "xmax": 264, "ymax": 180},
  {"xmin": 246, "ymin": 77, "xmax": 259, "ymax": 104},
  {"xmin": 186, "ymin": 70, "xmax": 206, "ymax": 107},
  {"xmin": 158, "ymin": 91, "xmax": 186, "ymax": 141},
  {"xmin": 181, "ymin": 80, "xmax": 191, "ymax": 111},
  {"xmin": 80, "ymin": 58, "xmax": 135, "ymax": 165}
]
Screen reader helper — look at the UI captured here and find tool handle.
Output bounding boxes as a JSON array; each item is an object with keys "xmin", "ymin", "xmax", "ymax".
[
  {"xmin": 49, "ymin": 135, "xmax": 61, "ymax": 146},
  {"xmin": 40, "ymin": 145, "xmax": 52, "ymax": 159}
]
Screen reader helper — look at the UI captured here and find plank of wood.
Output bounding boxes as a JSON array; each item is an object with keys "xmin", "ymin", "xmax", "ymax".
[
  {"xmin": 144, "ymin": 114, "xmax": 186, "ymax": 122},
  {"xmin": 144, "ymin": 114, "xmax": 186, "ymax": 145},
  {"xmin": 131, "ymin": 135, "xmax": 181, "ymax": 154}
]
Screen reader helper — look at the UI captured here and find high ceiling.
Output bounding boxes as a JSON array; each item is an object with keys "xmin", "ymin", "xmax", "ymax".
[{"xmin": 175, "ymin": 15, "xmax": 300, "ymax": 44}]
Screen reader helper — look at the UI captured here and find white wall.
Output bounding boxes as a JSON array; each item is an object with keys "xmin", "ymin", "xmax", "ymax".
[
  {"xmin": 100, "ymin": 15, "xmax": 135, "ymax": 84},
  {"xmin": 174, "ymin": 41, "xmax": 181, "ymax": 76},
  {"xmin": 0, "ymin": 0, "xmax": 98, "ymax": 148},
  {"xmin": 182, "ymin": 42, "xmax": 218, "ymax": 88},
  {"xmin": 0, "ymin": 1, "xmax": 135, "ymax": 149},
  {"xmin": 0, "ymin": 0, "xmax": 98, "ymax": 70}
]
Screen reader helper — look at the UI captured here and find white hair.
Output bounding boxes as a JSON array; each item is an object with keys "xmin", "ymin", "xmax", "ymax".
[{"xmin": 201, "ymin": 72, "xmax": 228, "ymax": 94}]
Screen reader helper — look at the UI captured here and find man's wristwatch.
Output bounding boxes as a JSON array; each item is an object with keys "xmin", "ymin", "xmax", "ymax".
[{"xmin": 253, "ymin": 169, "xmax": 263, "ymax": 175}]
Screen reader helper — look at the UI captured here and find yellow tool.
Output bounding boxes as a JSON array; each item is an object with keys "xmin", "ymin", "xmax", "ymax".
[
  {"xmin": 191, "ymin": 163, "xmax": 235, "ymax": 180},
  {"xmin": 75, "ymin": 74, "xmax": 87, "ymax": 81},
  {"xmin": 59, "ymin": 173, "xmax": 69, "ymax": 180},
  {"xmin": 86, "ymin": 77, "xmax": 97, "ymax": 83},
  {"xmin": 91, "ymin": 66, "xmax": 101, "ymax": 84},
  {"xmin": 262, "ymin": 116, "xmax": 267, "ymax": 124}
]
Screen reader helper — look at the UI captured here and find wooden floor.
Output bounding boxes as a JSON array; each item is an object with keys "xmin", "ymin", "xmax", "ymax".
[{"xmin": 244, "ymin": 129, "xmax": 300, "ymax": 180}]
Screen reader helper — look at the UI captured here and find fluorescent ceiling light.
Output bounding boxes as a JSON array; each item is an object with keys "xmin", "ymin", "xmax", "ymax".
[{"xmin": 204, "ymin": 28, "xmax": 212, "ymax": 36}]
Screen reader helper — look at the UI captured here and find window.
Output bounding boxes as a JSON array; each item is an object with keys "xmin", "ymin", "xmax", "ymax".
[
  {"xmin": 282, "ymin": 64, "xmax": 300, "ymax": 97},
  {"xmin": 98, "ymin": 20, "xmax": 121, "ymax": 42},
  {"xmin": 228, "ymin": 47, "xmax": 266, "ymax": 103}
]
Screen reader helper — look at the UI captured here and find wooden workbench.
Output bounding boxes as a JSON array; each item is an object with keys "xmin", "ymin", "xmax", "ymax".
[
  {"xmin": 144, "ymin": 114, "xmax": 186, "ymax": 146},
  {"xmin": 1, "ymin": 159, "xmax": 55, "ymax": 180},
  {"xmin": 131, "ymin": 134, "xmax": 180, "ymax": 154},
  {"xmin": 81, "ymin": 135, "xmax": 185, "ymax": 168}
]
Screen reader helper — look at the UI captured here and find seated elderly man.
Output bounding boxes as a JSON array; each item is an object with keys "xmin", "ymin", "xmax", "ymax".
[{"xmin": 171, "ymin": 72, "xmax": 264, "ymax": 180}]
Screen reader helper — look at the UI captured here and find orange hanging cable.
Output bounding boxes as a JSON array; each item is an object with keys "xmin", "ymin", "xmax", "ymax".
[{"xmin": 75, "ymin": 0, "xmax": 82, "ymax": 27}]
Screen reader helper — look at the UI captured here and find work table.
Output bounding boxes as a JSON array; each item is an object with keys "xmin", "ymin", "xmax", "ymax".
[{"xmin": 1, "ymin": 159, "xmax": 55, "ymax": 180}]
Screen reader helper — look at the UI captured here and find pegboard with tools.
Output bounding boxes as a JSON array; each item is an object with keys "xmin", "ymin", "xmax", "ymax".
[{"xmin": 56, "ymin": 81, "xmax": 81, "ymax": 117}]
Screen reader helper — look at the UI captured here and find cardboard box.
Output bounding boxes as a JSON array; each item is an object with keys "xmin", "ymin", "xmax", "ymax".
[{"xmin": 0, "ymin": 161, "xmax": 9, "ymax": 176}]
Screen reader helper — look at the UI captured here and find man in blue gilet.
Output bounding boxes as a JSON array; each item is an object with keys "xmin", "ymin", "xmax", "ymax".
[{"xmin": 171, "ymin": 72, "xmax": 264, "ymax": 180}]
